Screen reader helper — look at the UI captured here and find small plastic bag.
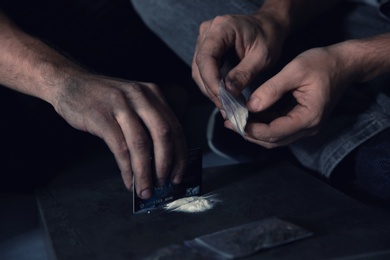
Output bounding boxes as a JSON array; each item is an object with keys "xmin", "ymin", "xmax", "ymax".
[
  {"xmin": 184, "ymin": 217, "xmax": 313, "ymax": 259},
  {"xmin": 219, "ymin": 80, "xmax": 248, "ymax": 138}
]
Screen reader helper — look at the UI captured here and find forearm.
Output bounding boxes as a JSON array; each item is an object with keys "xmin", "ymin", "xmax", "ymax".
[
  {"xmin": 333, "ymin": 33, "xmax": 390, "ymax": 83},
  {"xmin": 0, "ymin": 10, "xmax": 87, "ymax": 104},
  {"xmin": 255, "ymin": 0, "xmax": 342, "ymax": 39}
]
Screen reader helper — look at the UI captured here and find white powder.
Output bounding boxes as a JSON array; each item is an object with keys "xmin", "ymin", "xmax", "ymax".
[{"xmin": 164, "ymin": 194, "xmax": 220, "ymax": 213}]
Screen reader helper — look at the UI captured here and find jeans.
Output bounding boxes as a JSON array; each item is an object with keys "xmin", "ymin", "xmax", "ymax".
[{"xmin": 131, "ymin": 0, "xmax": 390, "ymax": 178}]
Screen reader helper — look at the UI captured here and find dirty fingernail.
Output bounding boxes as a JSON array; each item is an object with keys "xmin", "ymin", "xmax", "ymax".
[
  {"xmin": 140, "ymin": 188, "xmax": 152, "ymax": 199},
  {"xmin": 172, "ymin": 175, "xmax": 182, "ymax": 184}
]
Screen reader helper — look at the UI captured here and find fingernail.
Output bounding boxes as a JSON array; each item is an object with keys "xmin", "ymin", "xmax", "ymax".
[
  {"xmin": 140, "ymin": 188, "xmax": 152, "ymax": 199},
  {"xmin": 172, "ymin": 175, "xmax": 182, "ymax": 184},
  {"xmin": 220, "ymin": 109, "xmax": 226, "ymax": 119},
  {"xmin": 248, "ymin": 97, "xmax": 261, "ymax": 111},
  {"xmin": 225, "ymin": 78, "xmax": 237, "ymax": 92}
]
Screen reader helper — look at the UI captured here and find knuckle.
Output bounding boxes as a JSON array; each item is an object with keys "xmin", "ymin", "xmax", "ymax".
[
  {"xmin": 143, "ymin": 82, "xmax": 159, "ymax": 92},
  {"xmin": 255, "ymin": 46, "xmax": 272, "ymax": 68},
  {"xmin": 232, "ymin": 69, "xmax": 252, "ymax": 86},
  {"xmin": 263, "ymin": 81, "xmax": 279, "ymax": 98},
  {"xmin": 303, "ymin": 109, "xmax": 323, "ymax": 129},
  {"xmin": 130, "ymin": 135, "xmax": 150, "ymax": 151},
  {"xmin": 305, "ymin": 115, "xmax": 322, "ymax": 135},
  {"xmin": 213, "ymin": 14, "xmax": 233, "ymax": 25},
  {"xmin": 106, "ymin": 88, "xmax": 126, "ymax": 102},
  {"xmin": 155, "ymin": 122, "xmax": 172, "ymax": 142},
  {"xmin": 292, "ymin": 57, "xmax": 308, "ymax": 72},
  {"xmin": 199, "ymin": 20, "xmax": 210, "ymax": 33},
  {"xmin": 195, "ymin": 51, "xmax": 207, "ymax": 66},
  {"xmin": 129, "ymin": 89, "xmax": 146, "ymax": 101},
  {"xmin": 115, "ymin": 139, "xmax": 130, "ymax": 156},
  {"xmin": 128, "ymin": 82, "xmax": 143, "ymax": 92},
  {"xmin": 125, "ymin": 82, "xmax": 150, "ymax": 100}
]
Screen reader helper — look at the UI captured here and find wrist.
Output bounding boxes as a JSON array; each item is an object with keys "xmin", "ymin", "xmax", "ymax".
[
  {"xmin": 13, "ymin": 48, "xmax": 88, "ymax": 107},
  {"xmin": 253, "ymin": 3, "xmax": 292, "ymax": 42},
  {"xmin": 36, "ymin": 58, "xmax": 89, "ymax": 106},
  {"xmin": 0, "ymin": 19, "xmax": 88, "ymax": 105}
]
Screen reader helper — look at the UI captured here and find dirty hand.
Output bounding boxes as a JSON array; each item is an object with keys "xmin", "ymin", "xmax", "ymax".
[
  {"xmin": 192, "ymin": 13, "xmax": 286, "ymax": 109},
  {"xmin": 53, "ymin": 74, "xmax": 187, "ymax": 199}
]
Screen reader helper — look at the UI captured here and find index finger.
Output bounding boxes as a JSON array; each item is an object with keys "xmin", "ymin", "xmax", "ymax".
[
  {"xmin": 195, "ymin": 30, "xmax": 232, "ymax": 108},
  {"xmin": 245, "ymin": 104, "xmax": 316, "ymax": 147}
]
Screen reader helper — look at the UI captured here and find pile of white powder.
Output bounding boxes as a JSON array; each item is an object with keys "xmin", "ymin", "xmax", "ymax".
[{"xmin": 164, "ymin": 194, "xmax": 220, "ymax": 213}]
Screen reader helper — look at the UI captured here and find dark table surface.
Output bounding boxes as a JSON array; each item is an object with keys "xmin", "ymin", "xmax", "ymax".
[{"xmin": 37, "ymin": 152, "xmax": 390, "ymax": 260}]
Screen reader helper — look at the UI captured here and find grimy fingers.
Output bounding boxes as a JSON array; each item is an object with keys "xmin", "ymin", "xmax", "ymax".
[
  {"xmin": 116, "ymin": 107, "xmax": 153, "ymax": 199},
  {"xmin": 194, "ymin": 20, "xmax": 232, "ymax": 108},
  {"xmin": 136, "ymin": 85, "xmax": 187, "ymax": 187}
]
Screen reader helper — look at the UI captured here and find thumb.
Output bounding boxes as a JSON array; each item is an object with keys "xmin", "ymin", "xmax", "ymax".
[{"xmin": 247, "ymin": 72, "xmax": 296, "ymax": 113}]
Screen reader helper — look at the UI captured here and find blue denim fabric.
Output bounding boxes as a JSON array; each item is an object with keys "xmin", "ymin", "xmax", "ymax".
[
  {"xmin": 355, "ymin": 128, "xmax": 390, "ymax": 199},
  {"xmin": 131, "ymin": 0, "xmax": 390, "ymax": 178},
  {"xmin": 131, "ymin": 0, "xmax": 264, "ymax": 66},
  {"xmin": 289, "ymin": 3, "xmax": 390, "ymax": 177}
]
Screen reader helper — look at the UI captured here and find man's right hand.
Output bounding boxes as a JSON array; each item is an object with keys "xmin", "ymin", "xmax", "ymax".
[{"xmin": 52, "ymin": 75, "xmax": 188, "ymax": 199}]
